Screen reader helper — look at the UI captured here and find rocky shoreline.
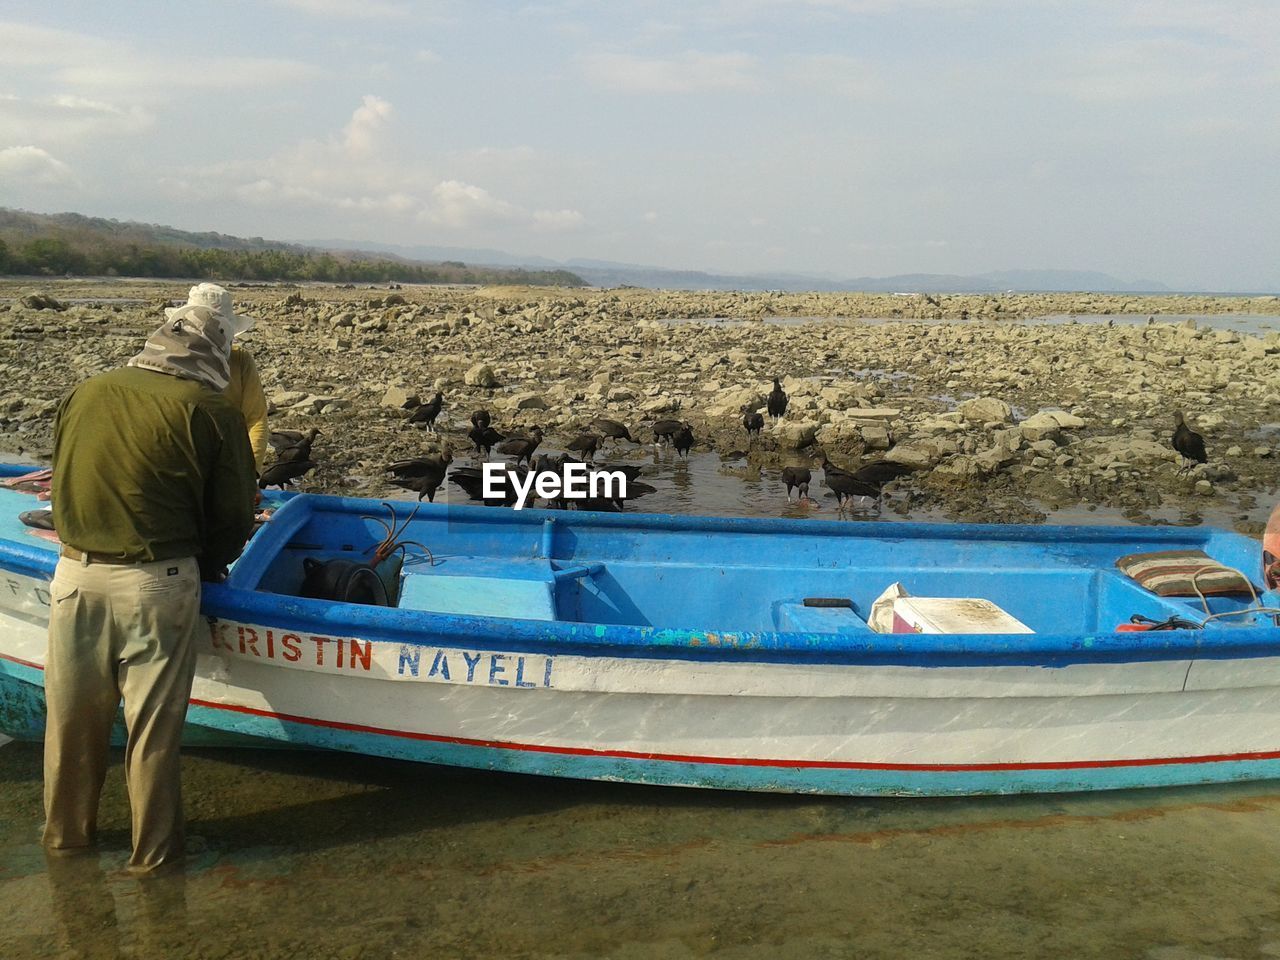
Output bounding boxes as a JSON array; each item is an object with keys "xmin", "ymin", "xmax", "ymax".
[{"xmin": 3, "ymin": 279, "xmax": 1278, "ymax": 531}]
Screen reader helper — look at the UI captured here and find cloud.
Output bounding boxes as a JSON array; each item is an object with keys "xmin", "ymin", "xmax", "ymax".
[
  {"xmin": 582, "ymin": 51, "xmax": 758, "ymax": 93},
  {"xmin": 788, "ymin": 55, "xmax": 880, "ymax": 99},
  {"xmin": 233, "ymin": 179, "xmax": 419, "ymax": 216},
  {"xmin": 272, "ymin": 0, "xmax": 415, "ymax": 17},
  {"xmin": 0, "ymin": 21, "xmax": 110, "ymax": 67},
  {"xmin": 0, "ymin": 93, "xmax": 154, "ymax": 146},
  {"xmin": 0, "ymin": 145, "xmax": 75, "ymax": 186},
  {"xmin": 56, "ymin": 57, "xmax": 321, "ymax": 93},
  {"xmin": 1055, "ymin": 38, "xmax": 1236, "ymax": 101},
  {"xmin": 1, "ymin": 20, "xmax": 320, "ymax": 99},
  {"xmin": 342, "ymin": 95, "xmax": 394, "ymax": 155},
  {"xmin": 788, "ymin": 54, "xmax": 881, "ymax": 99},
  {"xmin": 715, "ymin": 0, "xmax": 1018, "ymax": 14},
  {"xmin": 426, "ymin": 180, "xmax": 519, "ymax": 228},
  {"xmin": 165, "ymin": 97, "xmax": 580, "ymax": 237},
  {"xmin": 532, "ymin": 208, "xmax": 586, "ymax": 232},
  {"xmin": 1125, "ymin": 0, "xmax": 1280, "ymax": 47}
]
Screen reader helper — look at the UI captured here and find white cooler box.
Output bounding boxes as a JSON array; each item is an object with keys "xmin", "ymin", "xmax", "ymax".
[{"xmin": 890, "ymin": 596, "xmax": 1033, "ymax": 635}]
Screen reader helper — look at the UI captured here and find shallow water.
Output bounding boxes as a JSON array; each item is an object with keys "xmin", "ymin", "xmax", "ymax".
[
  {"xmin": 669, "ymin": 311, "xmax": 1280, "ymax": 337},
  {"xmin": 3, "ymin": 742, "xmax": 1280, "ymax": 959},
  {"xmin": 425, "ymin": 446, "xmax": 1277, "ymax": 533}
]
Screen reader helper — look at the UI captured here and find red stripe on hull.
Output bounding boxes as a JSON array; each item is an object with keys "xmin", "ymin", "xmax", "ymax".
[
  {"xmin": 5, "ymin": 651, "xmax": 1277, "ymax": 774},
  {"xmin": 187, "ymin": 697, "xmax": 1280, "ymax": 774}
]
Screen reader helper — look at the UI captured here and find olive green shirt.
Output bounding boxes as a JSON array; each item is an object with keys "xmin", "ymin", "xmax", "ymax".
[{"xmin": 51, "ymin": 366, "xmax": 257, "ymax": 571}]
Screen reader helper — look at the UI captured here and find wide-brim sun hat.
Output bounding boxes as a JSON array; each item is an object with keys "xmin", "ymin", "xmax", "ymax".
[{"xmin": 164, "ymin": 282, "xmax": 255, "ymax": 335}]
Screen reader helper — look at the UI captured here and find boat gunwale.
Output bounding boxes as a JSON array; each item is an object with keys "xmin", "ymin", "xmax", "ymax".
[
  {"xmin": 274, "ymin": 491, "xmax": 1243, "ymax": 546},
  {"xmin": 5, "ymin": 486, "xmax": 1279, "ymax": 669}
]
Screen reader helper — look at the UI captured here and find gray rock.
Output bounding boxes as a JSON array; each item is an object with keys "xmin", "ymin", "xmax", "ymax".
[
  {"xmin": 464, "ymin": 363, "xmax": 498, "ymax": 388},
  {"xmin": 883, "ymin": 444, "xmax": 941, "ymax": 469},
  {"xmin": 859, "ymin": 423, "xmax": 892, "ymax": 451},
  {"xmin": 958, "ymin": 397, "xmax": 1013, "ymax": 424},
  {"xmin": 381, "ymin": 386, "xmax": 417, "ymax": 409},
  {"xmin": 270, "ymin": 389, "xmax": 310, "ymax": 407},
  {"xmin": 510, "ymin": 392, "xmax": 548, "ymax": 411},
  {"xmin": 771, "ymin": 419, "xmax": 819, "ymax": 450},
  {"xmin": 846, "ymin": 406, "xmax": 900, "ymax": 421},
  {"xmin": 1018, "ymin": 414, "xmax": 1066, "ymax": 443},
  {"xmin": 19, "ymin": 293, "xmax": 67, "ymax": 312}
]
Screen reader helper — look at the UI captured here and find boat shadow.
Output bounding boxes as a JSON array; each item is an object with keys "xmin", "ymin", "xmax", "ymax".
[
  {"xmin": 177, "ymin": 745, "xmax": 841, "ymax": 852},
  {"xmin": 176, "ymin": 746, "xmax": 1280, "ymax": 860}
]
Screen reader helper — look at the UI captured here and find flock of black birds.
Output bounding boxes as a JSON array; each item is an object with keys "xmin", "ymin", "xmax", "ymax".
[{"xmin": 256, "ymin": 380, "xmax": 1214, "ymax": 518}]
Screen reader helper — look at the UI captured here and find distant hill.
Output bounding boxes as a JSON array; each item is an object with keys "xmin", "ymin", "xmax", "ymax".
[
  {"xmin": 306, "ymin": 237, "xmax": 1171, "ymax": 293},
  {"xmin": 0, "ymin": 208, "xmax": 1176, "ymax": 293},
  {"xmin": 0, "ymin": 209, "xmax": 586, "ymax": 287}
]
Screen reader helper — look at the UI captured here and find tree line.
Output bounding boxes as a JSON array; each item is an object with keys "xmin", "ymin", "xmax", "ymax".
[{"xmin": 0, "ymin": 234, "xmax": 585, "ymax": 288}]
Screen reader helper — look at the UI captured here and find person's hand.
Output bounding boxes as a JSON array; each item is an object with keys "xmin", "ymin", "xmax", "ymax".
[{"xmin": 201, "ymin": 565, "xmax": 229, "ymax": 583}]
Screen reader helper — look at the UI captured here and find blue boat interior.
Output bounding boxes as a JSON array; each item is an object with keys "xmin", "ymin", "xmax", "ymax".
[{"xmin": 228, "ymin": 494, "xmax": 1275, "ymax": 637}]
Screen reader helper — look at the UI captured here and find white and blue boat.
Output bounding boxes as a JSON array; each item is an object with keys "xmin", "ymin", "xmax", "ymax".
[{"xmin": 1, "ymin": 462, "xmax": 1279, "ymax": 797}]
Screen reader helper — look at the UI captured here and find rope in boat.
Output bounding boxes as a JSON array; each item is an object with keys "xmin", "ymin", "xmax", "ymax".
[{"xmin": 363, "ymin": 501, "xmax": 437, "ymax": 567}]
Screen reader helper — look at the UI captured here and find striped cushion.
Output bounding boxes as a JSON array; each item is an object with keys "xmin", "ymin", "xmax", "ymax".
[{"xmin": 1115, "ymin": 549, "xmax": 1254, "ymax": 597}]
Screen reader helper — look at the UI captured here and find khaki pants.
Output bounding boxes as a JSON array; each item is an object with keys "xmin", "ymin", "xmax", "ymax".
[{"xmin": 43, "ymin": 555, "xmax": 200, "ymax": 871}]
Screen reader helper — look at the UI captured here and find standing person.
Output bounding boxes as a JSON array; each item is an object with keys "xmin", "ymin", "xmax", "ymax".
[
  {"xmin": 44, "ymin": 297, "xmax": 257, "ymax": 873},
  {"xmin": 168, "ymin": 283, "xmax": 269, "ymax": 473}
]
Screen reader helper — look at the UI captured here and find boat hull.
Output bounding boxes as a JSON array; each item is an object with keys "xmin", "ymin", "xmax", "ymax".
[
  {"xmin": 5, "ymin": 583, "xmax": 1280, "ymax": 796},
  {"xmin": 3, "ymin": 476, "xmax": 1280, "ymax": 797}
]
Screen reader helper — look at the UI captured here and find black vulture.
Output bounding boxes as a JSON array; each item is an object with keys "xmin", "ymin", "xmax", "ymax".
[
  {"xmin": 743, "ymin": 410, "xmax": 765, "ymax": 440},
  {"xmin": 780, "ymin": 465, "xmax": 811, "ymax": 503},
  {"xmin": 673, "ymin": 423, "xmax": 694, "ymax": 459},
  {"xmin": 1172, "ymin": 411, "xmax": 1207, "ymax": 471},
  {"xmin": 387, "ymin": 448, "xmax": 453, "ymax": 502},
  {"xmin": 449, "ymin": 465, "xmax": 524, "ymax": 507},
  {"xmin": 590, "ymin": 418, "xmax": 634, "ymax": 443},
  {"xmin": 269, "ymin": 427, "xmax": 320, "ymax": 452},
  {"xmin": 406, "ymin": 391, "xmax": 443, "ymax": 431},
  {"xmin": 495, "ymin": 426, "xmax": 544, "ymax": 466},
  {"xmin": 767, "ymin": 378, "xmax": 788, "ymax": 419},
  {"xmin": 594, "ymin": 463, "xmax": 644, "ymax": 483},
  {"xmin": 569, "ymin": 478, "xmax": 656, "ymax": 512},
  {"xmin": 470, "ymin": 409, "xmax": 492, "ymax": 430},
  {"xmin": 273, "ymin": 427, "xmax": 320, "ymax": 463},
  {"xmin": 652, "ymin": 419, "xmax": 682, "ymax": 444},
  {"xmin": 468, "ymin": 424, "xmax": 504, "ymax": 457},
  {"xmin": 259, "ymin": 459, "xmax": 315, "ymax": 490},
  {"xmin": 820, "ymin": 454, "xmax": 914, "ymax": 516},
  {"xmin": 565, "ymin": 433, "xmax": 602, "ymax": 461}
]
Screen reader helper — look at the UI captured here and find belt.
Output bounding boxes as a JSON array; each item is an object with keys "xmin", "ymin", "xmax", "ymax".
[{"xmin": 60, "ymin": 546, "xmax": 146, "ymax": 565}]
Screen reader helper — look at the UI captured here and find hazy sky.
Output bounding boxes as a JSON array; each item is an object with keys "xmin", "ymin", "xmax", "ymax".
[{"xmin": 2, "ymin": 1, "xmax": 1277, "ymax": 289}]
